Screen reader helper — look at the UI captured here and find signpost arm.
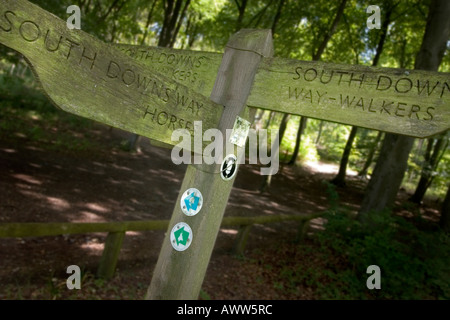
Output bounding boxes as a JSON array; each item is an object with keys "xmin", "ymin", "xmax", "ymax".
[{"xmin": 146, "ymin": 29, "xmax": 273, "ymax": 300}]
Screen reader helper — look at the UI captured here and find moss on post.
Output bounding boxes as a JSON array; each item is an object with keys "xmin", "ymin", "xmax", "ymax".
[{"xmin": 97, "ymin": 231, "xmax": 126, "ymax": 280}]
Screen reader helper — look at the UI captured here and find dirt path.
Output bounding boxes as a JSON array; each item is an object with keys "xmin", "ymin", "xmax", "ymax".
[{"xmin": 0, "ymin": 123, "xmax": 440, "ymax": 299}]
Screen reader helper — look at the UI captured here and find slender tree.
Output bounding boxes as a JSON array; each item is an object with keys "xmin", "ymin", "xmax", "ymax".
[
  {"xmin": 312, "ymin": 0, "xmax": 348, "ymax": 61},
  {"xmin": 288, "ymin": 117, "xmax": 307, "ymax": 165},
  {"xmin": 409, "ymin": 133, "xmax": 448, "ymax": 203},
  {"xmin": 358, "ymin": 0, "xmax": 450, "ymax": 220},
  {"xmin": 441, "ymin": 184, "xmax": 450, "ymax": 232},
  {"xmin": 358, "ymin": 131, "xmax": 383, "ymax": 178},
  {"xmin": 330, "ymin": 126, "xmax": 358, "ymax": 186},
  {"xmin": 235, "ymin": 0, "xmax": 249, "ymax": 32},
  {"xmin": 330, "ymin": 1, "xmax": 396, "ymax": 186},
  {"xmin": 126, "ymin": 0, "xmax": 191, "ymax": 151},
  {"xmin": 141, "ymin": 0, "xmax": 159, "ymax": 45},
  {"xmin": 288, "ymin": 0, "xmax": 348, "ymax": 165}
]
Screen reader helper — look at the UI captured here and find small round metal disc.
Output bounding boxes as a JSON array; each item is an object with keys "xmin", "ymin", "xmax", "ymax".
[
  {"xmin": 180, "ymin": 188, "xmax": 203, "ymax": 216},
  {"xmin": 220, "ymin": 154, "xmax": 238, "ymax": 181},
  {"xmin": 170, "ymin": 222, "xmax": 193, "ymax": 251}
]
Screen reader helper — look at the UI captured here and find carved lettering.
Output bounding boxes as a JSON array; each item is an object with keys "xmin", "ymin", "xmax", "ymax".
[
  {"xmin": 409, "ymin": 105, "xmax": 421, "ymax": 119},
  {"xmin": 64, "ymin": 38, "xmax": 80, "ymax": 59},
  {"xmin": 44, "ymin": 29, "xmax": 62, "ymax": 52},
  {"xmin": 417, "ymin": 80, "xmax": 440, "ymax": 96},
  {"xmin": 304, "ymin": 68, "xmax": 317, "ymax": 82},
  {"xmin": 376, "ymin": 75, "xmax": 392, "ymax": 91},
  {"xmin": 319, "ymin": 70, "xmax": 333, "ymax": 84},
  {"xmin": 334, "ymin": 94, "xmax": 434, "ymax": 121},
  {"xmin": 424, "ymin": 107, "xmax": 435, "ymax": 121},
  {"xmin": 19, "ymin": 20, "xmax": 40, "ymax": 42},
  {"xmin": 0, "ymin": 11, "xmax": 16, "ymax": 32},
  {"xmin": 143, "ymin": 106, "xmax": 194, "ymax": 133},
  {"xmin": 395, "ymin": 78, "xmax": 413, "ymax": 93},
  {"xmin": 290, "ymin": 64, "xmax": 447, "ymax": 100},
  {"xmin": 394, "ymin": 102, "xmax": 407, "ymax": 117},
  {"xmin": 80, "ymin": 46, "xmax": 97, "ymax": 70},
  {"xmin": 441, "ymin": 82, "xmax": 450, "ymax": 98}
]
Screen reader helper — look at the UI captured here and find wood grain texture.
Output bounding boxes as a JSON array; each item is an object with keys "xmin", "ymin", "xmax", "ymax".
[
  {"xmin": 146, "ymin": 29, "xmax": 274, "ymax": 300},
  {"xmin": 0, "ymin": 213, "xmax": 323, "ymax": 238},
  {"xmin": 0, "ymin": 0, "xmax": 222, "ymax": 149},
  {"xmin": 97, "ymin": 231, "xmax": 126, "ymax": 280},
  {"xmin": 115, "ymin": 44, "xmax": 222, "ymax": 99},
  {"xmin": 248, "ymin": 57, "xmax": 450, "ymax": 137},
  {"xmin": 117, "ymin": 45, "xmax": 450, "ymax": 138}
]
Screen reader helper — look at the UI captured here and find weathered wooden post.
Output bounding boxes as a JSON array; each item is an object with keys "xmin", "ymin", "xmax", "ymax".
[
  {"xmin": 146, "ymin": 29, "xmax": 273, "ymax": 300},
  {"xmin": 97, "ymin": 231, "xmax": 125, "ymax": 280},
  {"xmin": 1, "ymin": 0, "xmax": 449, "ymax": 301}
]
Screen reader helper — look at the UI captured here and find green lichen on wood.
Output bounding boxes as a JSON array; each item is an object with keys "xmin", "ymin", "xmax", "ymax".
[
  {"xmin": 115, "ymin": 45, "xmax": 450, "ymax": 138},
  {"xmin": 249, "ymin": 57, "xmax": 450, "ymax": 138},
  {"xmin": 0, "ymin": 0, "xmax": 222, "ymax": 150}
]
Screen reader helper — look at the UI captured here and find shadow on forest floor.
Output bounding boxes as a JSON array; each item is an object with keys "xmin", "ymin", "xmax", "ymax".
[{"xmin": 0, "ymin": 104, "xmax": 444, "ymax": 299}]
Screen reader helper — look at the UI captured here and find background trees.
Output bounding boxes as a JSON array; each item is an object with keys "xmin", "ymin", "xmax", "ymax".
[
  {"xmin": 2, "ymin": 0, "xmax": 442, "ymax": 212},
  {"xmin": 1, "ymin": 0, "xmax": 449, "ymax": 300}
]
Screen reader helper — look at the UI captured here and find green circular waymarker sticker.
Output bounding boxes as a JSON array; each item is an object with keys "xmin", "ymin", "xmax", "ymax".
[{"xmin": 170, "ymin": 222, "xmax": 193, "ymax": 252}]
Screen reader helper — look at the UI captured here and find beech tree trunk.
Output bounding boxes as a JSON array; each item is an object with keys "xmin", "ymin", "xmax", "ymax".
[
  {"xmin": 289, "ymin": 0, "xmax": 347, "ymax": 165},
  {"xmin": 331, "ymin": 1, "xmax": 392, "ymax": 186},
  {"xmin": 409, "ymin": 134, "xmax": 447, "ymax": 203},
  {"xmin": 127, "ymin": 0, "xmax": 191, "ymax": 151},
  {"xmin": 260, "ymin": 113, "xmax": 289, "ymax": 193},
  {"xmin": 440, "ymin": 184, "xmax": 450, "ymax": 232},
  {"xmin": 358, "ymin": 131, "xmax": 383, "ymax": 178},
  {"xmin": 358, "ymin": 0, "xmax": 450, "ymax": 219},
  {"xmin": 331, "ymin": 126, "xmax": 358, "ymax": 186},
  {"xmin": 288, "ymin": 117, "xmax": 307, "ymax": 165},
  {"xmin": 312, "ymin": 0, "xmax": 348, "ymax": 60}
]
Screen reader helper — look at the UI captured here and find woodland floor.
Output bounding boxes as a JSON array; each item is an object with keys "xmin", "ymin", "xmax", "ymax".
[{"xmin": 0, "ymin": 119, "xmax": 442, "ymax": 300}]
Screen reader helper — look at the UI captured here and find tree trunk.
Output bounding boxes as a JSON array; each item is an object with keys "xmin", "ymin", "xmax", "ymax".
[
  {"xmin": 271, "ymin": 0, "xmax": 286, "ymax": 35},
  {"xmin": 159, "ymin": 0, "xmax": 190, "ymax": 47},
  {"xmin": 440, "ymin": 184, "xmax": 450, "ymax": 232},
  {"xmin": 371, "ymin": 1, "xmax": 395, "ymax": 66},
  {"xmin": 288, "ymin": 117, "xmax": 307, "ymax": 165},
  {"xmin": 260, "ymin": 113, "xmax": 289, "ymax": 193},
  {"xmin": 358, "ymin": 0, "xmax": 450, "ymax": 220},
  {"xmin": 127, "ymin": 0, "xmax": 190, "ymax": 151},
  {"xmin": 331, "ymin": 126, "xmax": 358, "ymax": 186},
  {"xmin": 235, "ymin": 0, "xmax": 248, "ymax": 32},
  {"xmin": 333, "ymin": 2, "xmax": 392, "ymax": 185},
  {"xmin": 264, "ymin": 111, "xmax": 275, "ymax": 129},
  {"xmin": 290, "ymin": 0, "xmax": 347, "ymax": 161},
  {"xmin": 169, "ymin": 0, "xmax": 191, "ymax": 47},
  {"xmin": 409, "ymin": 134, "xmax": 447, "ymax": 203},
  {"xmin": 358, "ymin": 131, "xmax": 383, "ymax": 178},
  {"xmin": 315, "ymin": 121, "xmax": 324, "ymax": 145},
  {"xmin": 359, "ymin": 133, "xmax": 415, "ymax": 217},
  {"xmin": 141, "ymin": 0, "xmax": 158, "ymax": 45},
  {"xmin": 312, "ymin": 0, "xmax": 347, "ymax": 60}
]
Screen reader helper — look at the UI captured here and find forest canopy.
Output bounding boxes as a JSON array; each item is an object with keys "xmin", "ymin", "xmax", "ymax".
[{"xmin": 0, "ymin": 0, "xmax": 449, "ymax": 300}]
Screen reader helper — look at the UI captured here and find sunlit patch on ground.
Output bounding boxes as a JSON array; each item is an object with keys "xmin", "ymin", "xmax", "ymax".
[{"xmin": 304, "ymin": 160, "xmax": 357, "ymax": 176}]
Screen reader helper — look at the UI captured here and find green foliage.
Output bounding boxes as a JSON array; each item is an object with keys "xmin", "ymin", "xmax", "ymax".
[
  {"xmin": 0, "ymin": 70, "xmax": 101, "ymax": 153},
  {"xmin": 313, "ymin": 208, "xmax": 450, "ymax": 299},
  {"xmin": 315, "ymin": 122, "xmax": 352, "ymax": 162},
  {"xmin": 256, "ymin": 184, "xmax": 450, "ymax": 299},
  {"xmin": 280, "ymin": 116, "xmax": 319, "ymax": 164}
]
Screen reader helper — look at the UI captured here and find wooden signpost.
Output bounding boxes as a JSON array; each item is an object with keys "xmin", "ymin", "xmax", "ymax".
[
  {"xmin": 0, "ymin": 0, "xmax": 222, "ymax": 151},
  {"xmin": 117, "ymin": 45, "xmax": 450, "ymax": 138},
  {"xmin": 1, "ymin": 0, "xmax": 449, "ymax": 300}
]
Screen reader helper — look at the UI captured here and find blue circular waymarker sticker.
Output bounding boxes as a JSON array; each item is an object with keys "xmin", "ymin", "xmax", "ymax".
[{"xmin": 180, "ymin": 188, "xmax": 203, "ymax": 216}]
